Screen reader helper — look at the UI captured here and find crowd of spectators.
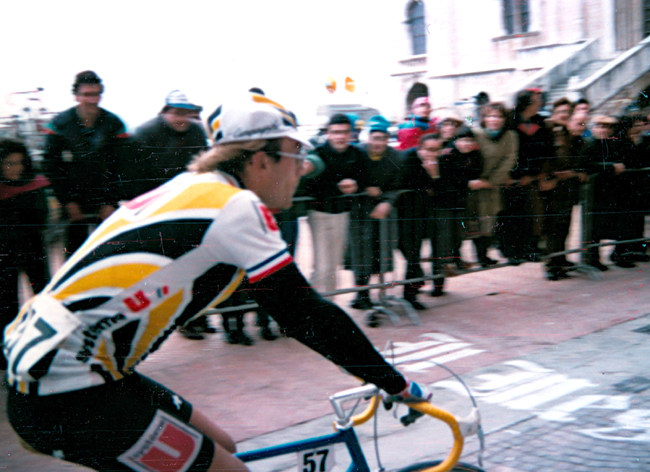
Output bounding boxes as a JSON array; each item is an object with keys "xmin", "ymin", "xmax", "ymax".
[{"xmin": 1, "ymin": 71, "xmax": 650, "ymax": 349}]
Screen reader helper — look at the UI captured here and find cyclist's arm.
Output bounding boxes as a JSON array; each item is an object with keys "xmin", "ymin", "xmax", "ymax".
[{"xmin": 249, "ymin": 262, "xmax": 407, "ymax": 395}]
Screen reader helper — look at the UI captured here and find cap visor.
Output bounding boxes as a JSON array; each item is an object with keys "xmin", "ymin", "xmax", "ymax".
[{"xmin": 168, "ymin": 103, "xmax": 201, "ymax": 110}]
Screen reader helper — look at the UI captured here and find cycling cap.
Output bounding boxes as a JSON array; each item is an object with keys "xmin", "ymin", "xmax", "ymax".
[
  {"xmin": 207, "ymin": 92, "xmax": 313, "ymax": 149},
  {"xmin": 165, "ymin": 90, "xmax": 201, "ymax": 110}
]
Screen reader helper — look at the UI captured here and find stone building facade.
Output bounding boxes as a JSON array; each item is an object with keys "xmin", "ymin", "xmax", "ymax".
[{"xmin": 389, "ymin": 0, "xmax": 650, "ymax": 117}]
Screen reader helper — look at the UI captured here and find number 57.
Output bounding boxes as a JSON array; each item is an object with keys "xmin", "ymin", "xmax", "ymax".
[{"xmin": 300, "ymin": 448, "xmax": 333, "ymax": 472}]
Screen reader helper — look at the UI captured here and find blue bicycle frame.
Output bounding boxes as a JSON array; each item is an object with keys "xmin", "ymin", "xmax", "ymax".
[
  {"xmin": 235, "ymin": 384, "xmax": 379, "ymax": 472},
  {"xmin": 236, "ymin": 426, "xmax": 370, "ymax": 472}
]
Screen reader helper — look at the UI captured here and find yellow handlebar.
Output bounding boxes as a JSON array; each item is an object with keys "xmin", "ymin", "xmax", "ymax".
[
  {"xmin": 409, "ymin": 402, "xmax": 464, "ymax": 472},
  {"xmin": 349, "ymin": 393, "xmax": 380, "ymax": 426},
  {"xmin": 333, "ymin": 397, "xmax": 464, "ymax": 472}
]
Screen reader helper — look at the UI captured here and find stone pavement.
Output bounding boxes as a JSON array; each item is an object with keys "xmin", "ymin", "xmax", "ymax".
[{"xmin": 230, "ymin": 314, "xmax": 650, "ymax": 472}]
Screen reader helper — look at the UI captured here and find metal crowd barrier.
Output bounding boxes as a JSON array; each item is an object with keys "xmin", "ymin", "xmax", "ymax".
[
  {"xmin": 545, "ymin": 166, "xmax": 650, "ymax": 280},
  {"xmin": 201, "ymin": 167, "xmax": 649, "ymax": 326},
  {"xmin": 40, "ymin": 173, "xmax": 648, "ymax": 327}
]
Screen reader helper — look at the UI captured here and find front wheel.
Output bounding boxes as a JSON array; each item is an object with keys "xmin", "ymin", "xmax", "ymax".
[{"xmin": 394, "ymin": 460, "xmax": 486, "ymax": 472}]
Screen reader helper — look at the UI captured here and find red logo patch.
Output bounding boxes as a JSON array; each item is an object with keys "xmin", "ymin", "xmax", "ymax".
[
  {"xmin": 118, "ymin": 410, "xmax": 203, "ymax": 472},
  {"xmin": 124, "ymin": 290, "xmax": 151, "ymax": 312}
]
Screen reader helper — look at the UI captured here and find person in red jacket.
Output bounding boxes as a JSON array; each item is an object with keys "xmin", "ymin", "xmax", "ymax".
[{"xmin": 397, "ymin": 97, "xmax": 438, "ymax": 150}]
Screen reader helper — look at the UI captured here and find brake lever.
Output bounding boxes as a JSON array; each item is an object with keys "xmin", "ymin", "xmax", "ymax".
[{"xmin": 400, "ymin": 407, "xmax": 425, "ymax": 426}]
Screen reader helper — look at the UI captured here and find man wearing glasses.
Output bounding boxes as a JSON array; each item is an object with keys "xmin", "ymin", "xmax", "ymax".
[
  {"xmin": 5, "ymin": 92, "xmax": 431, "ymax": 472},
  {"xmin": 43, "ymin": 70, "xmax": 129, "ymax": 255}
]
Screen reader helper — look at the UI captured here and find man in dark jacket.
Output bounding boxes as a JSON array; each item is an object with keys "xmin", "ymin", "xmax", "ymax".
[
  {"xmin": 43, "ymin": 70, "xmax": 129, "ymax": 255},
  {"xmin": 125, "ymin": 90, "xmax": 208, "ymax": 199},
  {"xmin": 539, "ymin": 113, "xmax": 588, "ymax": 280},
  {"xmin": 302, "ymin": 114, "xmax": 371, "ymax": 294},
  {"xmin": 348, "ymin": 115, "xmax": 403, "ymax": 309},
  {"xmin": 126, "ymin": 91, "xmax": 213, "ymax": 338}
]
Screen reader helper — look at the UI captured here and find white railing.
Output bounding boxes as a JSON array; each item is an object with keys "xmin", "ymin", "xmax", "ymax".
[
  {"xmin": 573, "ymin": 35, "xmax": 650, "ymax": 111},
  {"xmin": 514, "ymin": 38, "xmax": 600, "ymax": 93}
]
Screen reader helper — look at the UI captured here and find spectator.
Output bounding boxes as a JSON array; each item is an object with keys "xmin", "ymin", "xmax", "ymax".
[
  {"xmin": 474, "ymin": 91, "xmax": 491, "ymax": 125},
  {"xmin": 548, "ymin": 98, "xmax": 574, "ymax": 127},
  {"xmin": 43, "ymin": 70, "xmax": 129, "ymax": 255},
  {"xmin": 125, "ymin": 90, "xmax": 209, "ymax": 199},
  {"xmin": 469, "ymin": 103, "xmax": 518, "ymax": 267},
  {"xmin": 125, "ymin": 90, "xmax": 215, "ymax": 338},
  {"xmin": 501, "ymin": 89, "xmax": 554, "ymax": 263},
  {"xmin": 436, "ymin": 109, "xmax": 464, "ymax": 148},
  {"xmin": 440, "ymin": 128, "xmax": 484, "ymax": 272},
  {"xmin": 539, "ymin": 113, "xmax": 588, "ymax": 280},
  {"xmin": 397, "ymin": 97, "xmax": 437, "ymax": 150},
  {"xmin": 574, "ymin": 98, "xmax": 593, "ymax": 139},
  {"xmin": 0, "ymin": 140, "xmax": 51, "ymax": 358},
  {"xmin": 396, "ymin": 134, "xmax": 442, "ymax": 308},
  {"xmin": 302, "ymin": 114, "xmax": 370, "ymax": 294},
  {"xmin": 573, "ymin": 98, "xmax": 591, "ymax": 116},
  {"xmin": 580, "ymin": 115, "xmax": 624, "ymax": 271},
  {"xmin": 347, "ymin": 115, "xmax": 404, "ymax": 309},
  {"xmin": 613, "ymin": 114, "xmax": 650, "ymax": 265}
]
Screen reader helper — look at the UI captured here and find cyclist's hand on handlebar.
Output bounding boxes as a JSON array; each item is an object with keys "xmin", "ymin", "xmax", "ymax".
[{"xmin": 382, "ymin": 379, "xmax": 433, "ymax": 408}]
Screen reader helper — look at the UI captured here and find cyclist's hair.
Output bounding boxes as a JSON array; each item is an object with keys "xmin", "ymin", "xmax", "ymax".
[
  {"xmin": 72, "ymin": 70, "xmax": 104, "ymax": 95},
  {"xmin": 188, "ymin": 138, "xmax": 283, "ymax": 175},
  {"xmin": 575, "ymin": 97, "xmax": 590, "ymax": 107},
  {"xmin": 552, "ymin": 97, "xmax": 574, "ymax": 111},
  {"xmin": 327, "ymin": 114, "xmax": 352, "ymax": 128}
]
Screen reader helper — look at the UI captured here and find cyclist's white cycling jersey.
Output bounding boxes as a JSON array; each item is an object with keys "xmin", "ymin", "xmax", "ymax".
[{"xmin": 4, "ymin": 171, "xmax": 292, "ymax": 396}]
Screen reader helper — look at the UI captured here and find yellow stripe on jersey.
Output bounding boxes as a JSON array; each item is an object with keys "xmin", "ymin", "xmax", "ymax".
[
  {"xmin": 83, "ymin": 217, "xmax": 132, "ymax": 251},
  {"xmin": 149, "ymin": 182, "xmax": 241, "ymax": 218},
  {"xmin": 3, "ymin": 298, "xmax": 33, "ymax": 338},
  {"xmin": 124, "ymin": 290, "xmax": 185, "ymax": 372},
  {"xmin": 52, "ymin": 263, "xmax": 161, "ymax": 301},
  {"xmin": 96, "ymin": 339, "xmax": 124, "ymax": 381},
  {"xmin": 47, "ymin": 217, "xmax": 134, "ymax": 290}
]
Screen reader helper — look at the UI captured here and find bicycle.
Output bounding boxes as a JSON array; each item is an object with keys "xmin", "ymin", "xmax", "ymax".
[{"xmin": 235, "ymin": 383, "xmax": 486, "ymax": 472}]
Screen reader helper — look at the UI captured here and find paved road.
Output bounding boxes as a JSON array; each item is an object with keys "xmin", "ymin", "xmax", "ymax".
[{"xmin": 1, "ymin": 215, "xmax": 649, "ymax": 470}]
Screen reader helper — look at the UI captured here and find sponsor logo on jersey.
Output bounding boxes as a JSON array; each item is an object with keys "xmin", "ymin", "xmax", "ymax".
[
  {"xmin": 118, "ymin": 410, "xmax": 203, "ymax": 472},
  {"xmin": 76, "ymin": 313, "xmax": 127, "ymax": 362}
]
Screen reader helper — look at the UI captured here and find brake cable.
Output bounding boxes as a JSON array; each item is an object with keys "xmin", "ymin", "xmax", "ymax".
[{"xmin": 381, "ymin": 340, "xmax": 486, "ymax": 469}]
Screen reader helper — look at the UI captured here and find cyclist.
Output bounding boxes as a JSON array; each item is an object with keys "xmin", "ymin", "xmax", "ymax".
[{"xmin": 4, "ymin": 92, "xmax": 432, "ymax": 472}]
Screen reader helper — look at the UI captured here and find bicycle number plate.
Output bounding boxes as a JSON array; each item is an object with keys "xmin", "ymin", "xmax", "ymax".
[{"xmin": 297, "ymin": 446, "xmax": 335, "ymax": 472}]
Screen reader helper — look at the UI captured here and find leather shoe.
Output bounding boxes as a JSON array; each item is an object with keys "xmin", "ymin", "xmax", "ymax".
[
  {"xmin": 587, "ymin": 260, "xmax": 608, "ymax": 272},
  {"xmin": 179, "ymin": 326, "xmax": 205, "ymax": 340},
  {"xmin": 260, "ymin": 327, "xmax": 278, "ymax": 341},
  {"xmin": 614, "ymin": 259, "xmax": 636, "ymax": 268},
  {"xmin": 227, "ymin": 331, "xmax": 254, "ymax": 346},
  {"xmin": 546, "ymin": 268, "xmax": 570, "ymax": 281},
  {"xmin": 430, "ymin": 285, "xmax": 445, "ymax": 297},
  {"xmin": 479, "ymin": 257, "xmax": 499, "ymax": 268},
  {"xmin": 350, "ymin": 297, "xmax": 374, "ymax": 310}
]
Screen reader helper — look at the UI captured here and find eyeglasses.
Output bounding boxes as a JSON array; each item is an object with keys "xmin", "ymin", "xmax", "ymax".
[
  {"xmin": 77, "ymin": 92, "xmax": 102, "ymax": 98},
  {"xmin": 276, "ymin": 151, "xmax": 307, "ymax": 163}
]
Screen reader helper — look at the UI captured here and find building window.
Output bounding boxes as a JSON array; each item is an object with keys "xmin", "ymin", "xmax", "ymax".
[
  {"xmin": 503, "ymin": 0, "xmax": 530, "ymax": 35},
  {"xmin": 406, "ymin": 1, "xmax": 426, "ymax": 55}
]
